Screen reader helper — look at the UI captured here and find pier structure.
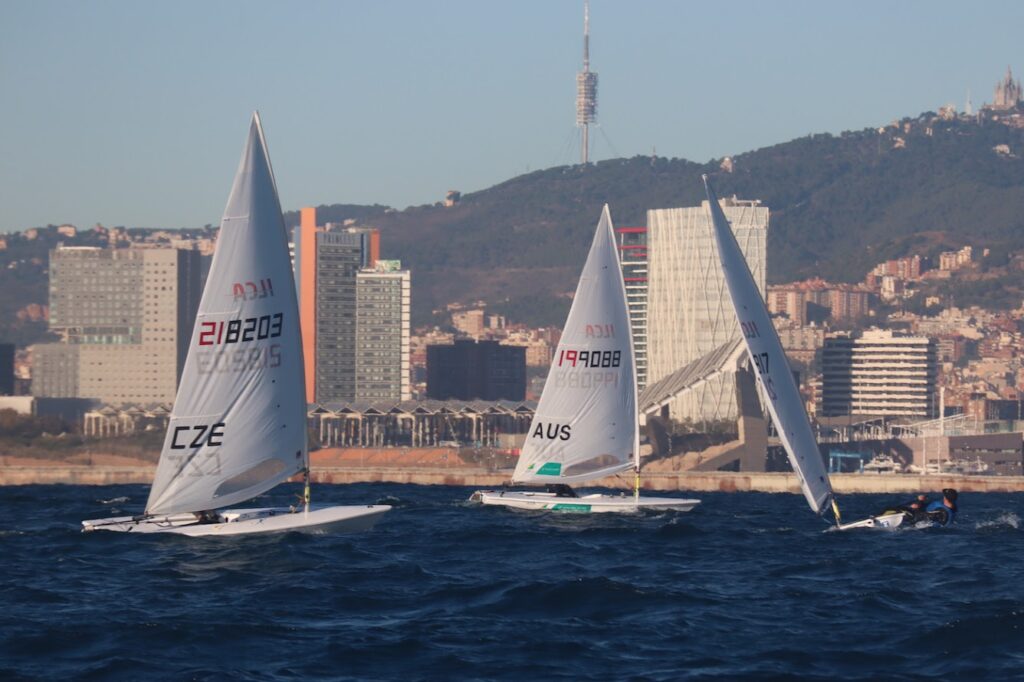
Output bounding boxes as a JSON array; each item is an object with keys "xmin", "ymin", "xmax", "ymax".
[{"xmin": 311, "ymin": 400, "xmax": 535, "ymax": 449}]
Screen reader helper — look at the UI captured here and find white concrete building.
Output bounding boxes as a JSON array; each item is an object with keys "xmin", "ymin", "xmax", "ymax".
[
  {"xmin": 646, "ymin": 197, "xmax": 768, "ymax": 422},
  {"xmin": 821, "ymin": 329, "xmax": 937, "ymax": 419}
]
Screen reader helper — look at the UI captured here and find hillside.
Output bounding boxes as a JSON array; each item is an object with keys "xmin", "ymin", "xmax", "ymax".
[
  {"xmin": 4, "ymin": 112, "xmax": 1024, "ymax": 341},
  {"xmin": 287, "ymin": 114, "xmax": 1022, "ymax": 326}
]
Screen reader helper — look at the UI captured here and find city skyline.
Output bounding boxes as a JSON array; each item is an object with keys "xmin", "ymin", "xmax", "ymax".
[{"xmin": 2, "ymin": 0, "xmax": 1023, "ymax": 233}]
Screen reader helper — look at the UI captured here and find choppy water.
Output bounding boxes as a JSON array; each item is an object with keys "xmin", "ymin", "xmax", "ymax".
[{"xmin": 0, "ymin": 484, "xmax": 1022, "ymax": 681}]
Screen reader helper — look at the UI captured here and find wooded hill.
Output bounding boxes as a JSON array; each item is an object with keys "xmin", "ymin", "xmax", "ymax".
[
  {"xmin": 286, "ymin": 114, "xmax": 1024, "ymax": 326},
  {"xmin": 5, "ymin": 111, "xmax": 1023, "ymax": 344}
]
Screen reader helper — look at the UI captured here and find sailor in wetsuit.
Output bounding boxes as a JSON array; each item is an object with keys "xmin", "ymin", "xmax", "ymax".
[
  {"xmin": 880, "ymin": 488, "xmax": 958, "ymax": 526},
  {"xmin": 924, "ymin": 488, "xmax": 958, "ymax": 527},
  {"xmin": 546, "ymin": 484, "xmax": 578, "ymax": 498}
]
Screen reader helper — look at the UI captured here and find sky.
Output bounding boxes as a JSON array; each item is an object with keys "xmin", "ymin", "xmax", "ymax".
[{"xmin": 2, "ymin": 0, "xmax": 1022, "ymax": 232}]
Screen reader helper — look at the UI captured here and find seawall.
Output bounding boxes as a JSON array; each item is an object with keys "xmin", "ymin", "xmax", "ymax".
[{"xmin": 2, "ymin": 462, "xmax": 1023, "ymax": 493}]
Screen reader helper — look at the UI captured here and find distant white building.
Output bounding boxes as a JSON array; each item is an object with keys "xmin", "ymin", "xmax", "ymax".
[
  {"xmin": 821, "ymin": 329, "xmax": 937, "ymax": 419},
  {"xmin": 646, "ymin": 197, "xmax": 768, "ymax": 422}
]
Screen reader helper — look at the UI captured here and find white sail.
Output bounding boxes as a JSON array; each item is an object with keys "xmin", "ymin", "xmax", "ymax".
[
  {"xmin": 146, "ymin": 114, "xmax": 307, "ymax": 515},
  {"xmin": 702, "ymin": 176, "xmax": 833, "ymax": 515},
  {"xmin": 513, "ymin": 205, "xmax": 638, "ymax": 485}
]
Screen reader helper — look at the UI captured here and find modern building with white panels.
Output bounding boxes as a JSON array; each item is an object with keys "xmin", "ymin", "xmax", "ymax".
[
  {"xmin": 821, "ymin": 329, "xmax": 937, "ymax": 418},
  {"xmin": 646, "ymin": 197, "xmax": 768, "ymax": 423}
]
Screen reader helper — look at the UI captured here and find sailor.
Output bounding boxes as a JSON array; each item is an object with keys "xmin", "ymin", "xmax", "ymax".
[
  {"xmin": 902, "ymin": 494, "xmax": 931, "ymax": 522},
  {"xmin": 546, "ymin": 484, "xmax": 578, "ymax": 498},
  {"xmin": 196, "ymin": 510, "xmax": 220, "ymax": 524},
  {"xmin": 924, "ymin": 488, "xmax": 958, "ymax": 527},
  {"xmin": 878, "ymin": 494, "xmax": 929, "ymax": 522},
  {"xmin": 878, "ymin": 490, "xmax": 957, "ymax": 526}
]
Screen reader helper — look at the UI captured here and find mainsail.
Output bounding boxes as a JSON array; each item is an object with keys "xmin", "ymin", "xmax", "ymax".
[
  {"xmin": 513, "ymin": 205, "xmax": 638, "ymax": 485},
  {"xmin": 146, "ymin": 114, "xmax": 307, "ymax": 515},
  {"xmin": 702, "ymin": 176, "xmax": 834, "ymax": 515}
]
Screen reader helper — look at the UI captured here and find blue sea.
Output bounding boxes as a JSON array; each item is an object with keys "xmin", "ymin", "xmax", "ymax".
[{"xmin": 0, "ymin": 484, "xmax": 1021, "ymax": 681}]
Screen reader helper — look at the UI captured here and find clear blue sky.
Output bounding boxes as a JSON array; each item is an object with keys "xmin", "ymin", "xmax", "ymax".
[{"xmin": 2, "ymin": 0, "xmax": 1021, "ymax": 232}]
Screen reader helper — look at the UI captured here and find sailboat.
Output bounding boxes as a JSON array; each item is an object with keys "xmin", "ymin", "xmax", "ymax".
[
  {"xmin": 82, "ymin": 114, "xmax": 390, "ymax": 535},
  {"xmin": 701, "ymin": 175, "xmax": 901, "ymax": 531},
  {"xmin": 471, "ymin": 206, "xmax": 700, "ymax": 513}
]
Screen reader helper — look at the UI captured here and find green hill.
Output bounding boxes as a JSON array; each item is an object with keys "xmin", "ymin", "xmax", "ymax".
[
  {"xmin": 5, "ymin": 112, "xmax": 1024, "ymax": 342},
  {"xmin": 312, "ymin": 114, "xmax": 1024, "ymax": 326}
]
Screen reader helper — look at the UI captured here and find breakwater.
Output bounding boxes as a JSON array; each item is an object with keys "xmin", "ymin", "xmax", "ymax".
[{"xmin": 2, "ymin": 461, "xmax": 1023, "ymax": 493}]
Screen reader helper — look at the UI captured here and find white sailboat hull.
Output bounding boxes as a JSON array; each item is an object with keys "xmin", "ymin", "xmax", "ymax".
[
  {"xmin": 834, "ymin": 512, "xmax": 906, "ymax": 532},
  {"xmin": 471, "ymin": 490, "xmax": 700, "ymax": 513},
  {"xmin": 82, "ymin": 504, "xmax": 391, "ymax": 536}
]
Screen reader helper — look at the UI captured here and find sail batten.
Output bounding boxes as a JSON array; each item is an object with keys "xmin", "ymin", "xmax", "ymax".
[
  {"xmin": 146, "ymin": 114, "xmax": 307, "ymax": 516},
  {"xmin": 702, "ymin": 177, "xmax": 834, "ymax": 515},
  {"xmin": 513, "ymin": 205, "xmax": 638, "ymax": 485}
]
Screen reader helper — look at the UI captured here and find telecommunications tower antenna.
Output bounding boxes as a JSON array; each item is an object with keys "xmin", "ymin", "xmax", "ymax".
[{"xmin": 576, "ymin": 1, "xmax": 598, "ymax": 164}]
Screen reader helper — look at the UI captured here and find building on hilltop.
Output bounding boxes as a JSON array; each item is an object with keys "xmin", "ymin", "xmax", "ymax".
[
  {"xmin": 991, "ymin": 66, "xmax": 1022, "ymax": 111},
  {"xmin": 31, "ymin": 244, "xmax": 205, "ymax": 405},
  {"xmin": 452, "ymin": 309, "xmax": 486, "ymax": 337},
  {"xmin": 938, "ymin": 245, "xmax": 973, "ymax": 271},
  {"xmin": 646, "ymin": 196, "xmax": 768, "ymax": 422},
  {"xmin": 767, "ymin": 278, "xmax": 831, "ymax": 326}
]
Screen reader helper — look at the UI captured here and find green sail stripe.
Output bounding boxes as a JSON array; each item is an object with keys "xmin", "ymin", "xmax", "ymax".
[{"xmin": 536, "ymin": 462, "xmax": 562, "ymax": 476}]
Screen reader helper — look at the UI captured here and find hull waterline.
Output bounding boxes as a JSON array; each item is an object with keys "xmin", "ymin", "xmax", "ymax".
[
  {"xmin": 82, "ymin": 504, "xmax": 391, "ymax": 536},
  {"xmin": 471, "ymin": 490, "xmax": 700, "ymax": 513}
]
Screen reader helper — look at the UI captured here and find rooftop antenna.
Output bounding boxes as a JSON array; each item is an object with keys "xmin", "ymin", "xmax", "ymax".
[{"xmin": 576, "ymin": 1, "xmax": 598, "ymax": 164}]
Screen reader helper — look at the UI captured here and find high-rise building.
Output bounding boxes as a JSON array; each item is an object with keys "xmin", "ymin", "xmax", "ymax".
[
  {"xmin": 355, "ymin": 262, "xmax": 411, "ymax": 401},
  {"xmin": 0, "ymin": 343, "xmax": 15, "ymax": 395},
  {"xmin": 646, "ymin": 197, "xmax": 768, "ymax": 422},
  {"xmin": 32, "ymin": 244, "xmax": 204, "ymax": 404},
  {"xmin": 293, "ymin": 207, "xmax": 417, "ymax": 404},
  {"xmin": 426, "ymin": 339, "xmax": 526, "ymax": 401},
  {"xmin": 821, "ymin": 329, "xmax": 937, "ymax": 419},
  {"xmin": 616, "ymin": 226, "xmax": 648, "ymax": 388}
]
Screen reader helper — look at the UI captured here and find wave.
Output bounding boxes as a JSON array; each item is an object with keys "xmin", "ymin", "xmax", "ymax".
[{"xmin": 975, "ymin": 512, "xmax": 1020, "ymax": 530}]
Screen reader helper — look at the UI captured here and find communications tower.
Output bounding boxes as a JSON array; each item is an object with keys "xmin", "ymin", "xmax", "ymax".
[{"xmin": 576, "ymin": 1, "xmax": 598, "ymax": 164}]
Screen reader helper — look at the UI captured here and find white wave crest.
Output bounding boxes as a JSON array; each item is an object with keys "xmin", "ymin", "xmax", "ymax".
[{"xmin": 976, "ymin": 512, "xmax": 1020, "ymax": 530}]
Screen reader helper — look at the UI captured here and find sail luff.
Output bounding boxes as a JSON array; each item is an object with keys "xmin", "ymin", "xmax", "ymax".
[
  {"xmin": 253, "ymin": 111, "xmax": 310, "ymax": 474},
  {"xmin": 513, "ymin": 205, "xmax": 638, "ymax": 485},
  {"xmin": 146, "ymin": 114, "xmax": 306, "ymax": 515},
  {"xmin": 702, "ymin": 176, "xmax": 834, "ymax": 515}
]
